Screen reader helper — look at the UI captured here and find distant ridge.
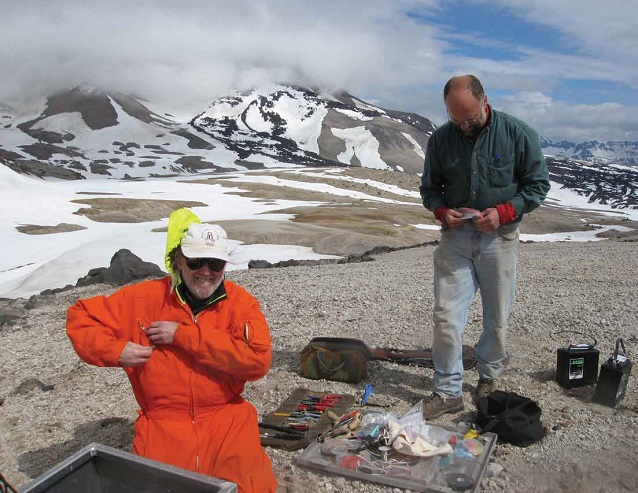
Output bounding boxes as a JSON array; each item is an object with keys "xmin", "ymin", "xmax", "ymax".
[
  {"xmin": 541, "ymin": 137, "xmax": 638, "ymax": 166},
  {"xmin": 0, "ymin": 85, "xmax": 637, "ymax": 210}
]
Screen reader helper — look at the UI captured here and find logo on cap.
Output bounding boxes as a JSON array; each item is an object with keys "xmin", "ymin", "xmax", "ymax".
[{"xmin": 205, "ymin": 230, "xmax": 221, "ymax": 243}]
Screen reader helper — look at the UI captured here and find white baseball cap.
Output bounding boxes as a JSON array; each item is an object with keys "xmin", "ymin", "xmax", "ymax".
[{"xmin": 180, "ymin": 223, "xmax": 230, "ymax": 261}]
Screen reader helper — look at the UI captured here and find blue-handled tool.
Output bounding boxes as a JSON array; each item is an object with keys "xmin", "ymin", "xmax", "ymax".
[{"xmin": 361, "ymin": 384, "xmax": 374, "ymax": 405}]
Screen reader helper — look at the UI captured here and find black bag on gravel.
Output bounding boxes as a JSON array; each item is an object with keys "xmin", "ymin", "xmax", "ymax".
[{"xmin": 475, "ymin": 390, "xmax": 544, "ymax": 447}]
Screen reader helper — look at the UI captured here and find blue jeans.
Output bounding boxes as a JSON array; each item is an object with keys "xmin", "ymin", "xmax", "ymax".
[{"xmin": 431, "ymin": 225, "xmax": 520, "ymax": 398}]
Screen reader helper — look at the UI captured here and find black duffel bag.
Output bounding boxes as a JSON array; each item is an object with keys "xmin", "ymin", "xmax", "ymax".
[{"xmin": 475, "ymin": 390, "xmax": 545, "ymax": 447}]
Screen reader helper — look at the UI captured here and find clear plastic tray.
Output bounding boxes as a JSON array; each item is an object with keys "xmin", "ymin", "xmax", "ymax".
[{"xmin": 296, "ymin": 424, "xmax": 496, "ymax": 492}]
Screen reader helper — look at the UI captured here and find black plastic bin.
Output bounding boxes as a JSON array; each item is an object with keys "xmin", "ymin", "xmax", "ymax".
[{"xmin": 19, "ymin": 443, "xmax": 237, "ymax": 493}]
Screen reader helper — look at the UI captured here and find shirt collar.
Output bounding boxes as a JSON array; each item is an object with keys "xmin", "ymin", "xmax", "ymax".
[{"xmin": 176, "ymin": 280, "xmax": 228, "ymax": 315}]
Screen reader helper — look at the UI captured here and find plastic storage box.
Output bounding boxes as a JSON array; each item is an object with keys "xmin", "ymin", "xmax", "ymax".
[
  {"xmin": 19, "ymin": 443, "xmax": 237, "ymax": 493},
  {"xmin": 296, "ymin": 423, "xmax": 497, "ymax": 492}
]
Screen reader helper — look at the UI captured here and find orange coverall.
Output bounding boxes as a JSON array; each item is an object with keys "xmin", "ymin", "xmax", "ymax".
[{"xmin": 66, "ymin": 277, "xmax": 276, "ymax": 493}]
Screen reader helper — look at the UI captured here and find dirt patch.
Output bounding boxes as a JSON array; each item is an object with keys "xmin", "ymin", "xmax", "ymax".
[
  {"xmin": 16, "ymin": 223, "xmax": 86, "ymax": 235},
  {"xmin": 23, "ymin": 167, "xmax": 632, "ymax": 255},
  {"xmin": 520, "ymin": 203, "xmax": 638, "ymax": 235},
  {"xmin": 71, "ymin": 198, "xmax": 206, "ymax": 223},
  {"xmin": 76, "ymin": 192, "xmax": 122, "ymax": 196},
  {"xmin": 186, "ymin": 176, "xmax": 354, "ymax": 204},
  {"xmin": 190, "ymin": 168, "xmax": 422, "ymax": 204},
  {"xmin": 215, "ymin": 215, "xmax": 438, "ymax": 256}
]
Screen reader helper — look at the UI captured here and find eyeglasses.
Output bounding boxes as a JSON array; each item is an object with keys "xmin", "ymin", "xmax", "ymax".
[
  {"xmin": 184, "ymin": 257, "xmax": 226, "ymax": 272},
  {"xmin": 448, "ymin": 99, "xmax": 486, "ymax": 128},
  {"xmin": 450, "ymin": 115, "xmax": 480, "ymax": 128}
]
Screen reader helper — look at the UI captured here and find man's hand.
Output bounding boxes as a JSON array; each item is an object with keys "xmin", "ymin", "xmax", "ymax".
[
  {"xmin": 446, "ymin": 208, "xmax": 481, "ymax": 228},
  {"xmin": 145, "ymin": 321, "xmax": 179, "ymax": 345},
  {"xmin": 474, "ymin": 207, "xmax": 501, "ymax": 232},
  {"xmin": 444, "ymin": 208, "xmax": 464, "ymax": 228},
  {"xmin": 118, "ymin": 342, "xmax": 153, "ymax": 367}
]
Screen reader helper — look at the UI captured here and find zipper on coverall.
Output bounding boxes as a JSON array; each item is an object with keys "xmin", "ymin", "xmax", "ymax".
[{"xmin": 191, "ymin": 312, "xmax": 200, "ymax": 472}]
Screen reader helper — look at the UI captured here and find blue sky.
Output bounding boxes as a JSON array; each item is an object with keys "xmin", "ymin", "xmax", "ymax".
[{"xmin": 1, "ymin": 0, "xmax": 637, "ymax": 142}]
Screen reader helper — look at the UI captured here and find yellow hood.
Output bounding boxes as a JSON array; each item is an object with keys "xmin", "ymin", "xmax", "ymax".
[{"xmin": 165, "ymin": 208, "xmax": 201, "ymax": 275}]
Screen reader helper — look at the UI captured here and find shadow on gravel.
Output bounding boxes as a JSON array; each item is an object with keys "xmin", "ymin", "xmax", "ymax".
[
  {"xmin": 557, "ymin": 385, "xmax": 596, "ymax": 403},
  {"xmin": 529, "ymin": 369, "xmax": 555, "ymax": 382},
  {"xmin": 18, "ymin": 417, "xmax": 134, "ymax": 479},
  {"xmin": 271, "ymin": 349, "xmax": 299, "ymax": 372},
  {"xmin": 366, "ymin": 364, "xmax": 433, "ymax": 404},
  {"xmin": 529, "ymin": 369, "xmax": 598, "ymax": 403}
]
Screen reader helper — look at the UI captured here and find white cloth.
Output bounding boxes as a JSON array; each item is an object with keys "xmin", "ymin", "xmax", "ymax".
[{"xmin": 387, "ymin": 420, "xmax": 453, "ymax": 457}]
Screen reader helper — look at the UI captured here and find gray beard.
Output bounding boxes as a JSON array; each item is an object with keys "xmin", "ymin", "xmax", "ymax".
[{"xmin": 464, "ymin": 125, "xmax": 483, "ymax": 141}]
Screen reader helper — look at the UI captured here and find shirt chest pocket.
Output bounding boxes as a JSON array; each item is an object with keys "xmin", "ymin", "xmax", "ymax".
[{"xmin": 488, "ymin": 152, "xmax": 515, "ymax": 187}]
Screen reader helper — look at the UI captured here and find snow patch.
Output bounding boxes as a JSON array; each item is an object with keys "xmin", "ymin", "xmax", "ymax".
[
  {"xmin": 334, "ymin": 108, "xmax": 373, "ymax": 121},
  {"xmin": 331, "ymin": 126, "xmax": 388, "ymax": 169}
]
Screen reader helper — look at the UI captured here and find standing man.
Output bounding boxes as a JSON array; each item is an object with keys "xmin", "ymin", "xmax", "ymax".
[
  {"xmin": 67, "ymin": 208, "xmax": 277, "ymax": 493},
  {"xmin": 419, "ymin": 75, "xmax": 550, "ymax": 419}
]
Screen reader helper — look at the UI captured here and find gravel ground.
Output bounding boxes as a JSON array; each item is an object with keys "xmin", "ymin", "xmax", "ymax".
[{"xmin": 1, "ymin": 240, "xmax": 637, "ymax": 492}]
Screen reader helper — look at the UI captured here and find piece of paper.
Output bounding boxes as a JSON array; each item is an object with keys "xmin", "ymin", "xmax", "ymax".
[{"xmin": 459, "ymin": 209, "xmax": 481, "ymax": 220}]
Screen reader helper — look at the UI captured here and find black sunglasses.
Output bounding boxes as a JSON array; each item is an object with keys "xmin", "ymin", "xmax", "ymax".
[{"xmin": 184, "ymin": 257, "xmax": 226, "ymax": 272}]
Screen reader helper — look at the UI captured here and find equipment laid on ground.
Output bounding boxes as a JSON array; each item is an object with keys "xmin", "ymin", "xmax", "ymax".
[
  {"xmin": 593, "ymin": 338, "xmax": 633, "ymax": 407},
  {"xmin": 19, "ymin": 443, "xmax": 236, "ymax": 493},
  {"xmin": 554, "ymin": 331, "xmax": 599, "ymax": 389},
  {"xmin": 297, "ymin": 421, "xmax": 496, "ymax": 492},
  {"xmin": 259, "ymin": 388, "xmax": 356, "ymax": 451},
  {"xmin": 300, "ymin": 337, "xmax": 477, "ymax": 384}
]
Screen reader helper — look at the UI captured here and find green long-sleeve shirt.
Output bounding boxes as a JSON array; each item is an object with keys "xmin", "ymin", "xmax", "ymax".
[{"xmin": 420, "ymin": 107, "xmax": 550, "ymax": 223}]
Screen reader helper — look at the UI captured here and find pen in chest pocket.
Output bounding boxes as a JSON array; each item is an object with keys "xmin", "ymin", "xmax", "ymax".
[{"xmin": 138, "ymin": 322, "xmax": 155, "ymax": 348}]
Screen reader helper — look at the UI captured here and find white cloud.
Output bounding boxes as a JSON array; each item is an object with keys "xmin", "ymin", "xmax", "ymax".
[
  {"xmin": 498, "ymin": 92, "xmax": 638, "ymax": 141},
  {"xmin": 425, "ymin": 0, "xmax": 638, "ymax": 140},
  {"xmin": 481, "ymin": 0, "xmax": 638, "ymax": 64},
  {"xmin": 0, "ymin": 0, "xmax": 443, "ymax": 116},
  {"xmin": 0, "ymin": 0, "xmax": 637, "ymax": 141}
]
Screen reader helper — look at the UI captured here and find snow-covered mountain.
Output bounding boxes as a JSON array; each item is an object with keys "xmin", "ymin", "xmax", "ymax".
[
  {"xmin": 191, "ymin": 86, "xmax": 433, "ymax": 174},
  {"xmin": 541, "ymin": 137, "xmax": 638, "ymax": 166},
  {"xmin": 0, "ymin": 85, "xmax": 434, "ymax": 179},
  {"xmin": 2, "ymin": 85, "xmax": 637, "ymax": 211}
]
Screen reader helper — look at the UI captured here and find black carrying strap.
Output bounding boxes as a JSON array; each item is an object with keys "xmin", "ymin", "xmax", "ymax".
[
  {"xmin": 550, "ymin": 330, "xmax": 597, "ymax": 348},
  {"xmin": 0, "ymin": 473, "xmax": 17, "ymax": 493},
  {"xmin": 612, "ymin": 338, "xmax": 629, "ymax": 367},
  {"xmin": 614, "ymin": 338, "xmax": 628, "ymax": 361}
]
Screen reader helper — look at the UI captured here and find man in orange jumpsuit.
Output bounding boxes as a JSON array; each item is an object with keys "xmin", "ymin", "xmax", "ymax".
[{"xmin": 67, "ymin": 208, "xmax": 277, "ymax": 493}]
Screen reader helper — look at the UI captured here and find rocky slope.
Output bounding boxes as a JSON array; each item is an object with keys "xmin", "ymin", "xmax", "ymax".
[
  {"xmin": 545, "ymin": 156, "xmax": 638, "ymax": 209},
  {"xmin": 1, "ymin": 240, "xmax": 637, "ymax": 492}
]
